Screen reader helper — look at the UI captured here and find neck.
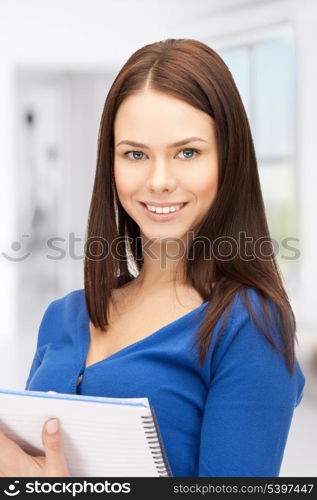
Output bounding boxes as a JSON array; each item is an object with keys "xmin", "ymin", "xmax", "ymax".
[{"xmin": 134, "ymin": 235, "xmax": 188, "ymax": 291}]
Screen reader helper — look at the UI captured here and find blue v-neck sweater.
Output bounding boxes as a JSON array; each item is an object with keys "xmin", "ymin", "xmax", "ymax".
[{"xmin": 25, "ymin": 287, "xmax": 305, "ymax": 477}]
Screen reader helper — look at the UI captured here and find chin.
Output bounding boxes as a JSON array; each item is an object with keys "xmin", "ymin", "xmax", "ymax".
[{"xmin": 140, "ymin": 227, "xmax": 189, "ymax": 242}]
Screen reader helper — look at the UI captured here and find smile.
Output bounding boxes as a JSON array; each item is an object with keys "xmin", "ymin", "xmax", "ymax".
[{"xmin": 139, "ymin": 201, "xmax": 188, "ymax": 221}]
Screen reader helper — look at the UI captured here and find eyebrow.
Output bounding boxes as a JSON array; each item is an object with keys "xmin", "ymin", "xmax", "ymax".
[{"xmin": 115, "ymin": 136, "xmax": 208, "ymax": 148}]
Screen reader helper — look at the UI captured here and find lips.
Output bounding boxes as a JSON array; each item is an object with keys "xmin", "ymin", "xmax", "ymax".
[
  {"xmin": 140, "ymin": 202, "xmax": 188, "ymax": 211},
  {"xmin": 140, "ymin": 201, "xmax": 187, "ymax": 208},
  {"xmin": 138, "ymin": 201, "xmax": 188, "ymax": 221}
]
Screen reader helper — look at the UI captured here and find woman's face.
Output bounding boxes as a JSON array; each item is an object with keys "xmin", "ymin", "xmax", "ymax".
[{"xmin": 114, "ymin": 90, "xmax": 218, "ymax": 241}]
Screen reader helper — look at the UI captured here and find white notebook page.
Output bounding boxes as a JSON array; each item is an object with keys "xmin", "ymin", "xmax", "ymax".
[{"xmin": 0, "ymin": 389, "xmax": 170, "ymax": 477}]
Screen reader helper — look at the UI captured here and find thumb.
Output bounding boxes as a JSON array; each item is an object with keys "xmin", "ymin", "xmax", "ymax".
[{"xmin": 42, "ymin": 418, "xmax": 69, "ymax": 475}]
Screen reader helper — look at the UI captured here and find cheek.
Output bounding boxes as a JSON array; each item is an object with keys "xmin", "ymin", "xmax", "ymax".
[
  {"xmin": 114, "ymin": 164, "xmax": 141, "ymax": 197},
  {"xmin": 187, "ymin": 162, "xmax": 218, "ymax": 205}
]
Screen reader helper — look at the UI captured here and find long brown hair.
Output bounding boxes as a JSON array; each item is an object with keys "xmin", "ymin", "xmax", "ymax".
[{"xmin": 84, "ymin": 38, "xmax": 298, "ymax": 375}]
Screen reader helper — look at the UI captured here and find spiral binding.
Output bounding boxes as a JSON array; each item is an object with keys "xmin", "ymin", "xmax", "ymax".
[{"xmin": 141, "ymin": 406, "xmax": 173, "ymax": 477}]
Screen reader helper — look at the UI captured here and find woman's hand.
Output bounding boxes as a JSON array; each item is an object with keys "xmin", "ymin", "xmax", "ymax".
[{"xmin": 0, "ymin": 391, "xmax": 70, "ymax": 477}]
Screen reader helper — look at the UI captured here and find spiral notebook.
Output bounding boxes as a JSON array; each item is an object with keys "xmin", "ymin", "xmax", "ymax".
[{"xmin": 0, "ymin": 388, "xmax": 172, "ymax": 477}]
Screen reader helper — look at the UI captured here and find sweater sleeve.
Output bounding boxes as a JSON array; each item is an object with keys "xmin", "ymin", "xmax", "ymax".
[
  {"xmin": 198, "ymin": 289, "xmax": 306, "ymax": 477},
  {"xmin": 24, "ymin": 299, "xmax": 61, "ymax": 390}
]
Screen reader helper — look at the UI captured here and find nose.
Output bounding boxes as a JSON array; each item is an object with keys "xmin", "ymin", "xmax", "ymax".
[{"xmin": 145, "ymin": 158, "xmax": 177, "ymax": 193}]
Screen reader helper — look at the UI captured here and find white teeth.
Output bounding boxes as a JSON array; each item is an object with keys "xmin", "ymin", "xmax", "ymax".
[{"xmin": 145, "ymin": 203, "xmax": 184, "ymax": 214}]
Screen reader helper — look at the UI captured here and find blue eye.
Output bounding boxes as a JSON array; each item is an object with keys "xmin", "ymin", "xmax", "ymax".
[
  {"xmin": 125, "ymin": 151, "xmax": 146, "ymax": 161},
  {"xmin": 178, "ymin": 148, "xmax": 199, "ymax": 159},
  {"xmin": 124, "ymin": 148, "xmax": 200, "ymax": 161}
]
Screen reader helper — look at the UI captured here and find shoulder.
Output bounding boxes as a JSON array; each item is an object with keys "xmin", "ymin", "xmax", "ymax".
[
  {"xmin": 36, "ymin": 288, "xmax": 85, "ymax": 345},
  {"xmin": 210, "ymin": 286, "xmax": 305, "ymax": 407},
  {"xmin": 42, "ymin": 288, "xmax": 85, "ymax": 316},
  {"xmin": 210, "ymin": 285, "xmax": 285, "ymax": 374},
  {"xmin": 218, "ymin": 285, "xmax": 282, "ymax": 346}
]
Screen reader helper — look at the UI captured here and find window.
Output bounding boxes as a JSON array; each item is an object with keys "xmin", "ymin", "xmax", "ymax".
[{"xmin": 219, "ymin": 35, "xmax": 297, "ymax": 289}]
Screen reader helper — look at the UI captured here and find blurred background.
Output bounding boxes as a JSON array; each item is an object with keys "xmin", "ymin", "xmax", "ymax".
[{"xmin": 0, "ymin": 0, "xmax": 316, "ymax": 476}]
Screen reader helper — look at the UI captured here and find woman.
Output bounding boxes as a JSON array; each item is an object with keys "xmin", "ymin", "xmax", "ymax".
[{"xmin": 1, "ymin": 38, "xmax": 305, "ymax": 477}]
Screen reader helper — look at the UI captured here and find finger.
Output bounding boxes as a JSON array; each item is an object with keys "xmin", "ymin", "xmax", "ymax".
[
  {"xmin": 42, "ymin": 419, "xmax": 69, "ymax": 475},
  {"xmin": 0, "ymin": 429, "xmax": 28, "ymax": 469},
  {"xmin": 0, "ymin": 429, "xmax": 24, "ymax": 453}
]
